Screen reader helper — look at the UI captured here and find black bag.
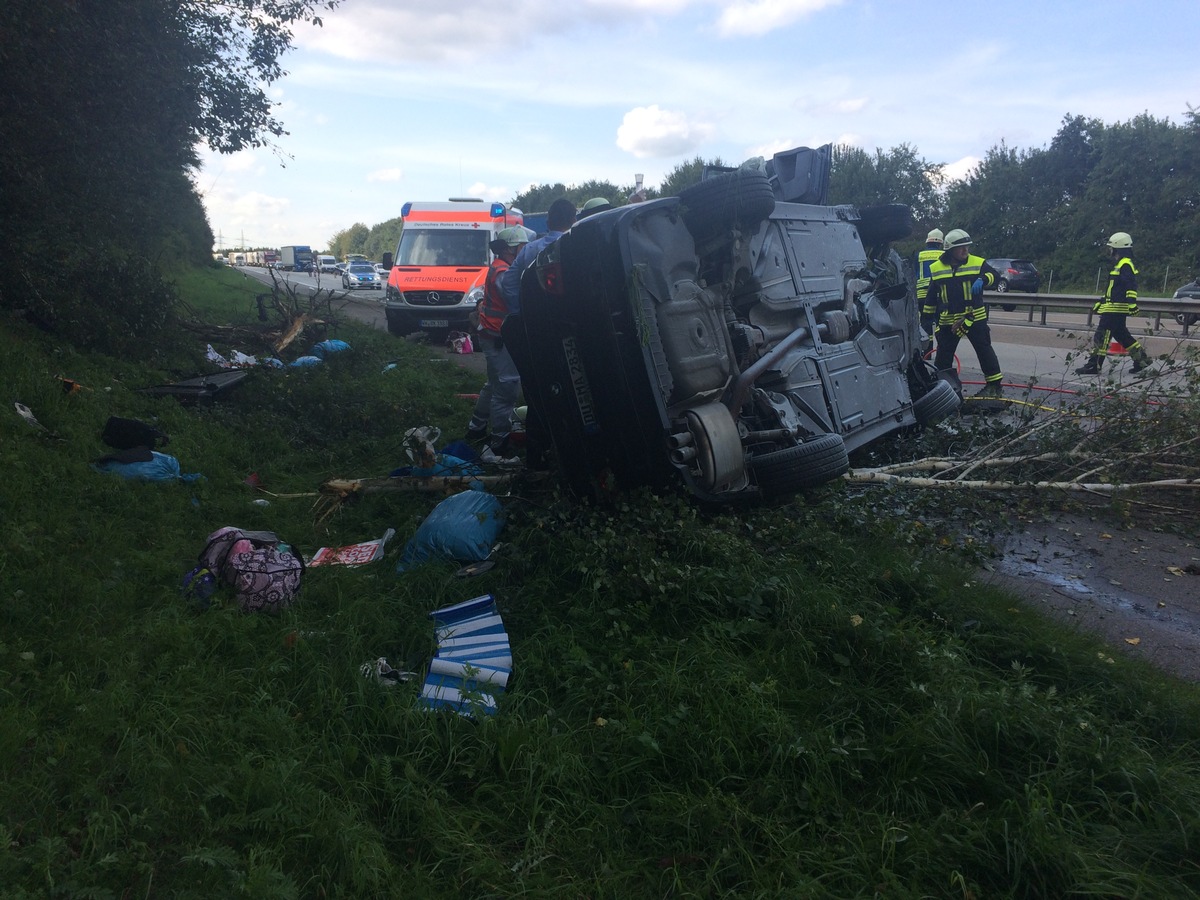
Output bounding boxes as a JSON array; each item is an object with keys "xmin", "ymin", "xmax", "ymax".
[{"xmin": 102, "ymin": 416, "xmax": 169, "ymax": 450}]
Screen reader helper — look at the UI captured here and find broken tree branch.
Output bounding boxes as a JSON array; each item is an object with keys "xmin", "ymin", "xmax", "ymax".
[{"xmin": 845, "ymin": 470, "xmax": 1199, "ymax": 493}]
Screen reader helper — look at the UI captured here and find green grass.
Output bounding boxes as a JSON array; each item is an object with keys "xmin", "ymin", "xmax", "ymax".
[{"xmin": 2, "ymin": 267, "xmax": 1199, "ymax": 898}]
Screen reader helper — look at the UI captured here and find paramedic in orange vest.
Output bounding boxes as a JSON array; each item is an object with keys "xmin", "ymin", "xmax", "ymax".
[{"xmin": 465, "ymin": 226, "xmax": 528, "ymax": 464}]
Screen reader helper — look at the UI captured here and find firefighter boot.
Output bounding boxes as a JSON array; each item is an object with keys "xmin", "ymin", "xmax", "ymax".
[
  {"xmin": 1130, "ymin": 347, "xmax": 1153, "ymax": 373},
  {"xmin": 1075, "ymin": 356, "xmax": 1103, "ymax": 375}
]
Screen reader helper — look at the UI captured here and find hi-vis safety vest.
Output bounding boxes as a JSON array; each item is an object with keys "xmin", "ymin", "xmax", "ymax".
[
  {"xmin": 476, "ymin": 258, "xmax": 511, "ymax": 336},
  {"xmin": 915, "ymin": 247, "xmax": 942, "ymax": 299},
  {"xmin": 920, "ymin": 253, "xmax": 995, "ymax": 331},
  {"xmin": 1096, "ymin": 256, "xmax": 1139, "ymax": 315}
]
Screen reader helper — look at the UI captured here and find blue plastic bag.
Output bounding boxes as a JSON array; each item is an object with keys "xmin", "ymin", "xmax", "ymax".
[
  {"xmin": 289, "ymin": 355, "xmax": 323, "ymax": 368},
  {"xmin": 390, "ymin": 453, "xmax": 483, "ymax": 479},
  {"xmin": 310, "ymin": 339, "xmax": 351, "ymax": 358},
  {"xmin": 397, "ymin": 490, "xmax": 504, "ymax": 572},
  {"xmin": 93, "ymin": 451, "xmax": 203, "ymax": 483}
]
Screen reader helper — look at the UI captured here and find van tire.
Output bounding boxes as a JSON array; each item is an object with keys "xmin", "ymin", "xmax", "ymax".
[
  {"xmin": 822, "ymin": 310, "xmax": 852, "ymax": 344},
  {"xmin": 680, "ymin": 170, "xmax": 776, "ymax": 242},
  {"xmin": 750, "ymin": 433, "xmax": 849, "ymax": 495},
  {"xmin": 913, "ymin": 378, "xmax": 961, "ymax": 426}
]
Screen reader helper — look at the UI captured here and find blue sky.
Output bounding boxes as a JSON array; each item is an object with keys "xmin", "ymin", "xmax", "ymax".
[{"xmin": 198, "ymin": 0, "xmax": 1199, "ymax": 253}]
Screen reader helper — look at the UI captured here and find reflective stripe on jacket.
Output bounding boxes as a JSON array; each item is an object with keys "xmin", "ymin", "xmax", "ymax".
[
  {"xmin": 476, "ymin": 258, "xmax": 511, "ymax": 336},
  {"xmin": 1096, "ymin": 256, "xmax": 1139, "ymax": 315},
  {"xmin": 920, "ymin": 252, "xmax": 996, "ymax": 330}
]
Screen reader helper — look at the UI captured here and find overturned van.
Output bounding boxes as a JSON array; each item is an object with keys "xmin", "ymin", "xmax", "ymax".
[{"xmin": 503, "ymin": 145, "xmax": 960, "ymax": 504}]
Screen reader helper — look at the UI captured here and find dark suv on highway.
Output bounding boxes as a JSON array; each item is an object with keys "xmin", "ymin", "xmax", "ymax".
[
  {"xmin": 504, "ymin": 145, "xmax": 961, "ymax": 504},
  {"xmin": 985, "ymin": 258, "xmax": 1040, "ymax": 294}
]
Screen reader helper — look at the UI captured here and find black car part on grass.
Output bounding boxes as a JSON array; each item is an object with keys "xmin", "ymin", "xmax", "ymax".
[
  {"xmin": 140, "ymin": 370, "xmax": 250, "ymax": 404},
  {"xmin": 505, "ymin": 145, "xmax": 960, "ymax": 505}
]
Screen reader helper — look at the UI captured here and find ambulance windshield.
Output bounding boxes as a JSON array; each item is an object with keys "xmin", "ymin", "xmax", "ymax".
[{"xmin": 396, "ymin": 229, "xmax": 489, "ymax": 267}]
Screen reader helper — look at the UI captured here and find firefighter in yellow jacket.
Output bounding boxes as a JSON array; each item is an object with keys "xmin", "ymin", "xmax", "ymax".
[
  {"xmin": 919, "ymin": 229, "xmax": 1004, "ymax": 397},
  {"xmin": 1075, "ymin": 232, "xmax": 1152, "ymax": 375},
  {"xmin": 914, "ymin": 228, "xmax": 944, "ymax": 301}
]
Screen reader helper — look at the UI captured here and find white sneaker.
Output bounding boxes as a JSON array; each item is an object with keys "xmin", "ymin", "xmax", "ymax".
[
  {"xmin": 480, "ymin": 446, "xmax": 522, "ymax": 466},
  {"xmin": 359, "ymin": 658, "xmax": 416, "ymax": 687}
]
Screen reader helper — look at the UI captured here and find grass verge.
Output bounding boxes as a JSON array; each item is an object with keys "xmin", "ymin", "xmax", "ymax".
[{"xmin": 1, "ymin": 268, "xmax": 1198, "ymax": 898}]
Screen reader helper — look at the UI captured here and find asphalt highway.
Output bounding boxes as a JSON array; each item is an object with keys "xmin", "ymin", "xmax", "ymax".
[{"xmin": 235, "ymin": 266, "xmax": 1196, "ymax": 390}]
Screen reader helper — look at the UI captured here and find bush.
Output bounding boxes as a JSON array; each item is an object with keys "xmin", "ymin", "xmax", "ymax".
[{"xmin": 15, "ymin": 253, "xmax": 184, "ymax": 361}]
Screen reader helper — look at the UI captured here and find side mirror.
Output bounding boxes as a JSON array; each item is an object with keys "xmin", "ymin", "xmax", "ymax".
[{"xmin": 380, "ymin": 252, "xmax": 393, "ymax": 269}]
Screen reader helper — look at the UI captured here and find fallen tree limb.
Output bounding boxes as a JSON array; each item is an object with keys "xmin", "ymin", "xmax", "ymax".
[
  {"xmin": 320, "ymin": 474, "xmax": 520, "ymax": 496},
  {"xmin": 871, "ymin": 451, "xmax": 1090, "ymax": 476},
  {"xmin": 273, "ymin": 312, "xmax": 311, "ymax": 354},
  {"xmin": 845, "ymin": 471, "xmax": 1199, "ymax": 493}
]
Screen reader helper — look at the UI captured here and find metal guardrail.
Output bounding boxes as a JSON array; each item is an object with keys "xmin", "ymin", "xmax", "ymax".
[{"xmin": 987, "ymin": 292, "xmax": 1200, "ymax": 335}]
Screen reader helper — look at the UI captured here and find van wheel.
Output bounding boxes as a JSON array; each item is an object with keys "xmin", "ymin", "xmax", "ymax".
[
  {"xmin": 679, "ymin": 170, "xmax": 776, "ymax": 242},
  {"xmin": 822, "ymin": 310, "xmax": 851, "ymax": 343},
  {"xmin": 913, "ymin": 378, "xmax": 961, "ymax": 426},
  {"xmin": 856, "ymin": 204, "xmax": 913, "ymax": 246},
  {"xmin": 750, "ymin": 433, "xmax": 849, "ymax": 496}
]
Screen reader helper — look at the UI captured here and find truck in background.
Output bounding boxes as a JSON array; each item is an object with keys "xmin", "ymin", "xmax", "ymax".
[
  {"xmin": 522, "ymin": 211, "xmax": 548, "ymax": 237},
  {"xmin": 229, "ymin": 251, "xmax": 247, "ymax": 266},
  {"xmin": 279, "ymin": 245, "xmax": 314, "ymax": 272},
  {"xmin": 379, "ymin": 198, "xmax": 523, "ymax": 336}
]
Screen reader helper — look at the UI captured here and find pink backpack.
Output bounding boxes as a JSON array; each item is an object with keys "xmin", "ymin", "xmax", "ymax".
[{"xmin": 195, "ymin": 526, "xmax": 304, "ymax": 613}]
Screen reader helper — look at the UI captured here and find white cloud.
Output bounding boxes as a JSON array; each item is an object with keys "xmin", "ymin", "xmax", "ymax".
[
  {"xmin": 294, "ymin": 2, "xmax": 574, "ymax": 63},
  {"xmin": 230, "ymin": 192, "xmax": 291, "ymax": 219},
  {"xmin": 617, "ymin": 105, "xmax": 715, "ymax": 158},
  {"xmin": 367, "ymin": 168, "xmax": 404, "ymax": 183},
  {"xmin": 466, "ymin": 182, "xmax": 515, "ymax": 202},
  {"xmin": 745, "ymin": 138, "xmax": 798, "ymax": 159},
  {"xmin": 834, "ymin": 97, "xmax": 868, "ymax": 114},
  {"xmin": 715, "ymin": 0, "xmax": 844, "ymax": 37},
  {"xmin": 943, "ymin": 156, "xmax": 980, "ymax": 182},
  {"xmin": 223, "ymin": 151, "xmax": 260, "ymax": 173}
]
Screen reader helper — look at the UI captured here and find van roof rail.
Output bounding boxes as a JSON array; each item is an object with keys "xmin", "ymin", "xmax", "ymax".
[{"xmin": 448, "ymin": 197, "xmax": 485, "ymax": 202}]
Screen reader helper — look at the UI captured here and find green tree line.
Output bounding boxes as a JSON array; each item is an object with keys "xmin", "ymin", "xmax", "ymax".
[
  {"xmin": 827, "ymin": 111, "xmax": 1200, "ymax": 293},
  {"xmin": 0, "ymin": 0, "xmax": 339, "ymax": 357},
  {"xmin": 2, "ymin": 0, "xmax": 1196, "ymax": 358},
  {"xmin": 345, "ymin": 110, "xmax": 1200, "ymax": 295}
]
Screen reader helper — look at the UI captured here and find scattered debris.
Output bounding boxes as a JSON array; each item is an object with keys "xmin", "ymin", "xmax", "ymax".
[
  {"xmin": 308, "ymin": 529, "xmax": 395, "ymax": 567},
  {"xmin": 360, "ymin": 658, "xmax": 417, "ymax": 687},
  {"xmin": 140, "ymin": 370, "xmax": 250, "ymax": 404},
  {"xmin": 420, "ymin": 594, "xmax": 511, "ymax": 717}
]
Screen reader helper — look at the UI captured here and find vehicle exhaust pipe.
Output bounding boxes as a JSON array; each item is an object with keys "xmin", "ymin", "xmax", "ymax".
[
  {"xmin": 741, "ymin": 428, "xmax": 795, "ymax": 442},
  {"xmin": 670, "ymin": 446, "xmax": 697, "ymax": 464},
  {"xmin": 723, "ymin": 324, "xmax": 811, "ymax": 414}
]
